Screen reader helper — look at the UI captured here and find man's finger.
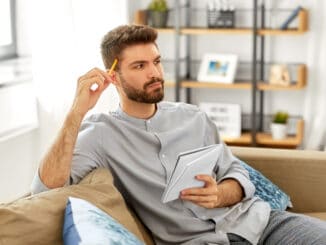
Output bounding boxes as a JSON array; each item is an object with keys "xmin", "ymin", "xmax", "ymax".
[
  {"xmin": 181, "ymin": 194, "xmax": 217, "ymax": 203},
  {"xmin": 196, "ymin": 175, "xmax": 216, "ymax": 185},
  {"xmin": 181, "ymin": 187, "xmax": 214, "ymax": 196},
  {"xmin": 99, "ymin": 69, "xmax": 114, "ymax": 82}
]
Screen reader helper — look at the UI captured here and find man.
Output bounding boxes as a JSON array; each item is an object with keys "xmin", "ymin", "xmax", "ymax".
[{"xmin": 31, "ymin": 25, "xmax": 326, "ymax": 244}]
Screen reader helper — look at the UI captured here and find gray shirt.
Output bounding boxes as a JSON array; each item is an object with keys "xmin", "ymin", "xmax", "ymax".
[{"xmin": 32, "ymin": 101, "xmax": 270, "ymax": 245}]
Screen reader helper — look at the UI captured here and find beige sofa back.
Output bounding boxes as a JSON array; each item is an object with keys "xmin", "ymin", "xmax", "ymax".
[{"xmin": 231, "ymin": 146, "xmax": 326, "ymax": 213}]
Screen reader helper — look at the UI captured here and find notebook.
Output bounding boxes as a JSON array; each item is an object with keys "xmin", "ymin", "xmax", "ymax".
[{"xmin": 161, "ymin": 144, "xmax": 222, "ymax": 203}]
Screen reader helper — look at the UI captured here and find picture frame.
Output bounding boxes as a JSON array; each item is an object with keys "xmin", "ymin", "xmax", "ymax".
[
  {"xmin": 199, "ymin": 102, "xmax": 241, "ymax": 138},
  {"xmin": 197, "ymin": 53, "xmax": 238, "ymax": 83}
]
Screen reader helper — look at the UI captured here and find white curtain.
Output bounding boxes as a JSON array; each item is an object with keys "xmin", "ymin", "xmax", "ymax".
[
  {"xmin": 32, "ymin": 0, "xmax": 127, "ymax": 157},
  {"xmin": 304, "ymin": 0, "xmax": 326, "ymax": 149}
]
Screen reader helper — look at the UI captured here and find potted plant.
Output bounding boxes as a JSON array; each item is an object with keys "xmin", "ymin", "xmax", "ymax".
[
  {"xmin": 271, "ymin": 111, "xmax": 289, "ymax": 140},
  {"xmin": 147, "ymin": 0, "xmax": 169, "ymax": 28}
]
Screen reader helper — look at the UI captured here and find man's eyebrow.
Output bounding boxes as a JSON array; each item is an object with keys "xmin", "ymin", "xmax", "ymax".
[
  {"xmin": 154, "ymin": 55, "xmax": 161, "ymax": 60},
  {"xmin": 129, "ymin": 60, "xmax": 147, "ymax": 67},
  {"xmin": 128, "ymin": 55, "xmax": 161, "ymax": 67}
]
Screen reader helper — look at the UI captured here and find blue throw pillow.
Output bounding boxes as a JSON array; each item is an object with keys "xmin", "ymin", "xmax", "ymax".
[
  {"xmin": 63, "ymin": 197, "xmax": 145, "ymax": 245},
  {"xmin": 239, "ymin": 160, "xmax": 291, "ymax": 211}
]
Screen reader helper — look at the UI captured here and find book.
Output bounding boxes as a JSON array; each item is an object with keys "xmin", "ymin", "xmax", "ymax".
[
  {"xmin": 280, "ymin": 6, "xmax": 302, "ymax": 30},
  {"xmin": 161, "ymin": 144, "xmax": 222, "ymax": 203}
]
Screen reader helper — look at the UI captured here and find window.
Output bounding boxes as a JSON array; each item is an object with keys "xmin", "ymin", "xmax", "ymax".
[{"xmin": 0, "ymin": 0, "xmax": 16, "ymax": 60}]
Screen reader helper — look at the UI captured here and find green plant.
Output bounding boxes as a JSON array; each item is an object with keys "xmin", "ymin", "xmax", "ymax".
[
  {"xmin": 148, "ymin": 0, "xmax": 168, "ymax": 12},
  {"xmin": 272, "ymin": 111, "xmax": 289, "ymax": 124}
]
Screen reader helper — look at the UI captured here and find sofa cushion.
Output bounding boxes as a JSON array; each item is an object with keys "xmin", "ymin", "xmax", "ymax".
[
  {"xmin": 0, "ymin": 168, "xmax": 153, "ymax": 245},
  {"xmin": 63, "ymin": 197, "xmax": 144, "ymax": 245},
  {"xmin": 239, "ymin": 160, "xmax": 291, "ymax": 211},
  {"xmin": 231, "ymin": 146, "xmax": 326, "ymax": 213}
]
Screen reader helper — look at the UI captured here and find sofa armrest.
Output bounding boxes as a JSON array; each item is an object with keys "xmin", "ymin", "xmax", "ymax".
[{"xmin": 230, "ymin": 146, "xmax": 326, "ymax": 213}]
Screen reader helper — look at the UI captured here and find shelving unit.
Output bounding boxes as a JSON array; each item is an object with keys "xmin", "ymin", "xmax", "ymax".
[{"xmin": 156, "ymin": 1, "xmax": 308, "ymax": 148}]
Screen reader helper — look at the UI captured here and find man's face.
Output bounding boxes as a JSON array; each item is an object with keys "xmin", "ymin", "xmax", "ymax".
[{"xmin": 115, "ymin": 43, "xmax": 164, "ymax": 103}]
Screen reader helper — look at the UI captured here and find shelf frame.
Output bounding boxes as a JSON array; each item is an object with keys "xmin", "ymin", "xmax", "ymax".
[{"xmin": 160, "ymin": 1, "xmax": 308, "ymax": 149}]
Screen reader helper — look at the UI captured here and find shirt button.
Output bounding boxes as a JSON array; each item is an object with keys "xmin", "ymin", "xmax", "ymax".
[
  {"xmin": 147, "ymin": 120, "xmax": 151, "ymax": 124},
  {"xmin": 162, "ymin": 154, "xmax": 166, "ymax": 158}
]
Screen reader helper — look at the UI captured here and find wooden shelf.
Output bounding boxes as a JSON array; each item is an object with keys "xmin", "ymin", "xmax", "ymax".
[
  {"xmin": 224, "ymin": 119, "xmax": 304, "ymax": 148},
  {"xmin": 156, "ymin": 9, "xmax": 308, "ymax": 36},
  {"xmin": 181, "ymin": 81, "xmax": 251, "ymax": 89},
  {"xmin": 179, "ymin": 64, "xmax": 307, "ymax": 90},
  {"xmin": 176, "ymin": 81, "xmax": 305, "ymax": 90},
  {"xmin": 165, "ymin": 81, "xmax": 176, "ymax": 87},
  {"xmin": 180, "ymin": 28, "xmax": 252, "ymax": 35},
  {"xmin": 159, "ymin": 27, "xmax": 307, "ymax": 36},
  {"xmin": 258, "ymin": 29, "xmax": 306, "ymax": 36},
  {"xmin": 258, "ymin": 9, "xmax": 309, "ymax": 35},
  {"xmin": 258, "ymin": 64, "xmax": 307, "ymax": 90},
  {"xmin": 155, "ymin": 28, "xmax": 175, "ymax": 33},
  {"xmin": 257, "ymin": 83, "xmax": 304, "ymax": 90}
]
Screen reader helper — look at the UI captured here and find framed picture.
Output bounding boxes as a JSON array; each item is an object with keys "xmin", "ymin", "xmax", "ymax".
[
  {"xmin": 197, "ymin": 53, "xmax": 238, "ymax": 83},
  {"xmin": 199, "ymin": 102, "xmax": 241, "ymax": 138}
]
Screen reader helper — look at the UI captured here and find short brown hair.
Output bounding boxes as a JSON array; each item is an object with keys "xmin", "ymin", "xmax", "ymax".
[{"xmin": 101, "ymin": 25, "xmax": 158, "ymax": 70}]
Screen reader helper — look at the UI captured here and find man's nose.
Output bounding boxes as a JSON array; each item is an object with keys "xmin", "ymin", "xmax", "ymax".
[{"xmin": 147, "ymin": 64, "xmax": 161, "ymax": 78}]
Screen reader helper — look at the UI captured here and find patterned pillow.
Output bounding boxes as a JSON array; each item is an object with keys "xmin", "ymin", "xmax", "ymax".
[
  {"xmin": 239, "ymin": 160, "xmax": 291, "ymax": 211},
  {"xmin": 63, "ymin": 197, "xmax": 145, "ymax": 245}
]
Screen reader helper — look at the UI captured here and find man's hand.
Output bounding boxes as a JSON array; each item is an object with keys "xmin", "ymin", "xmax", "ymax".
[
  {"xmin": 180, "ymin": 175, "xmax": 244, "ymax": 209},
  {"xmin": 71, "ymin": 68, "xmax": 112, "ymax": 117}
]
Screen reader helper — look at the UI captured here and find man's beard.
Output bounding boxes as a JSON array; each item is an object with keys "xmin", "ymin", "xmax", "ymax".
[{"xmin": 119, "ymin": 74, "xmax": 164, "ymax": 104}]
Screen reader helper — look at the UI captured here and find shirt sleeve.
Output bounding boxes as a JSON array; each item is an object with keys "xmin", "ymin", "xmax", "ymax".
[
  {"xmin": 215, "ymin": 143, "xmax": 255, "ymax": 200},
  {"xmin": 203, "ymin": 112, "xmax": 221, "ymax": 145},
  {"xmin": 30, "ymin": 169, "xmax": 51, "ymax": 194},
  {"xmin": 203, "ymin": 112, "xmax": 255, "ymax": 200},
  {"xmin": 70, "ymin": 118, "xmax": 107, "ymax": 185}
]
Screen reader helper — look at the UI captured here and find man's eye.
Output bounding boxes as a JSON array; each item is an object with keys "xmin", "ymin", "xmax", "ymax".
[
  {"xmin": 135, "ymin": 64, "xmax": 144, "ymax": 69},
  {"xmin": 154, "ymin": 60, "xmax": 161, "ymax": 65}
]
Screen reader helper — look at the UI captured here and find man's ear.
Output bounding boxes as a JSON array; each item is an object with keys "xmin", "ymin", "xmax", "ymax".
[
  {"xmin": 111, "ymin": 71, "xmax": 121, "ymax": 87},
  {"xmin": 109, "ymin": 72, "xmax": 117, "ymax": 85}
]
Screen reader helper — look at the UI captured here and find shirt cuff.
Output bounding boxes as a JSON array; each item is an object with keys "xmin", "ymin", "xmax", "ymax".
[
  {"xmin": 30, "ymin": 169, "xmax": 51, "ymax": 195},
  {"xmin": 218, "ymin": 172, "xmax": 255, "ymax": 200}
]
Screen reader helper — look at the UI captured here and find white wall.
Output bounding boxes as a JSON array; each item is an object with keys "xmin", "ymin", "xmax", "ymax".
[
  {"xmin": 0, "ymin": 0, "xmax": 128, "ymax": 202},
  {"xmin": 0, "ymin": 131, "xmax": 38, "ymax": 202},
  {"xmin": 0, "ymin": 0, "xmax": 37, "ymax": 203}
]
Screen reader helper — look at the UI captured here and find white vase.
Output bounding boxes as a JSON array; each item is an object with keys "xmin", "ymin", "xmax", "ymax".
[{"xmin": 271, "ymin": 123, "xmax": 287, "ymax": 140}]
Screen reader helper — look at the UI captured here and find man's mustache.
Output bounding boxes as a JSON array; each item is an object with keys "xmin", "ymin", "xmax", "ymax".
[{"xmin": 143, "ymin": 78, "xmax": 164, "ymax": 89}]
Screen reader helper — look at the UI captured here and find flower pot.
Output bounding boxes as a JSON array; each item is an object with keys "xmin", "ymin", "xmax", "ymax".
[
  {"xmin": 271, "ymin": 123, "xmax": 287, "ymax": 140},
  {"xmin": 148, "ymin": 10, "xmax": 168, "ymax": 28}
]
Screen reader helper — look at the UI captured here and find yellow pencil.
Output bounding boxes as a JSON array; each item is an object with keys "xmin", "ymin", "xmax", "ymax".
[{"xmin": 107, "ymin": 58, "xmax": 118, "ymax": 75}]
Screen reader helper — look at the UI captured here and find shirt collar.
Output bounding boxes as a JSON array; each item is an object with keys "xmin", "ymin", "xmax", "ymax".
[{"xmin": 115, "ymin": 103, "xmax": 162, "ymax": 127}]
